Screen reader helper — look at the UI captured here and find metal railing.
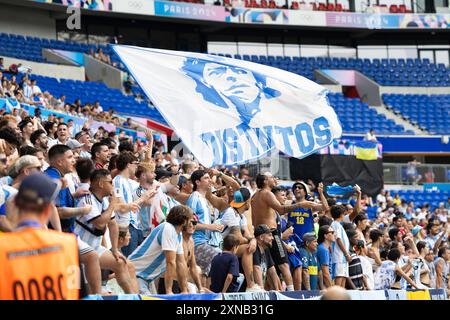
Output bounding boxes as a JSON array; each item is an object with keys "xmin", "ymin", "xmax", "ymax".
[
  {"xmin": 246, "ymin": 155, "xmax": 450, "ymax": 185},
  {"xmin": 383, "ymin": 163, "xmax": 450, "ymax": 185}
]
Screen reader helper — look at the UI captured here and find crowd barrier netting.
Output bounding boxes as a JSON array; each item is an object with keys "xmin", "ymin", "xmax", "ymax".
[{"xmin": 83, "ymin": 289, "xmax": 447, "ymax": 300}]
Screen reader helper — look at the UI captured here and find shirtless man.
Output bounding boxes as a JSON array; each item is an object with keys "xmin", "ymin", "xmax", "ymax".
[
  {"xmin": 182, "ymin": 215, "xmax": 209, "ymax": 293},
  {"xmin": 251, "ymin": 172, "xmax": 324, "ymax": 291}
]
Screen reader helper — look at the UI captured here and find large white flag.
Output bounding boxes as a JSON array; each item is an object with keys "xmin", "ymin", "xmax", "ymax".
[{"xmin": 112, "ymin": 45, "xmax": 342, "ymax": 167}]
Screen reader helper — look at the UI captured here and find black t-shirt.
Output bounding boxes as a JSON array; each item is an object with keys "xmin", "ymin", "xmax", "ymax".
[
  {"xmin": 253, "ymin": 246, "xmax": 274, "ymax": 278},
  {"xmin": 210, "ymin": 252, "xmax": 240, "ymax": 293}
]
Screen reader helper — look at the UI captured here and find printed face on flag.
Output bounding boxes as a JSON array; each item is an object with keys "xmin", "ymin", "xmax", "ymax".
[
  {"xmin": 112, "ymin": 46, "xmax": 342, "ymax": 167},
  {"xmin": 202, "ymin": 63, "xmax": 260, "ymax": 103}
]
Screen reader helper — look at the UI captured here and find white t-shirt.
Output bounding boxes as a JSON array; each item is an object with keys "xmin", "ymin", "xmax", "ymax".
[
  {"xmin": 331, "ymin": 220, "xmax": 350, "ymax": 264},
  {"xmin": 374, "ymin": 260, "xmax": 397, "ymax": 290},
  {"xmin": 359, "ymin": 255, "xmax": 374, "ymax": 290},
  {"xmin": 129, "ymin": 222, "xmax": 183, "ymax": 282},
  {"xmin": 220, "ymin": 207, "xmax": 247, "ymax": 239}
]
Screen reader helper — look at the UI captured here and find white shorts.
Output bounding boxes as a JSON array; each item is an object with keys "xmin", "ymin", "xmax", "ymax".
[
  {"xmin": 333, "ymin": 262, "xmax": 349, "ymax": 278},
  {"xmin": 77, "ymin": 236, "xmax": 95, "ymax": 256}
]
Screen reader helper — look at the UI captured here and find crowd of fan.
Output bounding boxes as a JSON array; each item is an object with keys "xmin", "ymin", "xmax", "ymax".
[
  {"xmin": 0, "ymin": 61, "xmax": 143, "ymax": 131},
  {"xmin": 0, "ymin": 60, "xmax": 448, "ymax": 296}
]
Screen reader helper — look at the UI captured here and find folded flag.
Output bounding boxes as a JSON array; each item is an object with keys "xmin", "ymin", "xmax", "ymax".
[
  {"xmin": 326, "ymin": 183, "xmax": 354, "ymax": 198},
  {"xmin": 112, "ymin": 45, "xmax": 342, "ymax": 167},
  {"xmin": 354, "ymin": 140, "xmax": 378, "ymax": 160}
]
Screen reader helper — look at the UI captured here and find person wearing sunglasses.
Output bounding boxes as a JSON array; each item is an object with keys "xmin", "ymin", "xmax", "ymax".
[
  {"xmin": 75, "ymin": 169, "xmax": 140, "ymax": 294},
  {"xmin": 181, "ymin": 215, "xmax": 209, "ymax": 294},
  {"xmin": 317, "ymin": 225, "xmax": 336, "ymax": 289}
]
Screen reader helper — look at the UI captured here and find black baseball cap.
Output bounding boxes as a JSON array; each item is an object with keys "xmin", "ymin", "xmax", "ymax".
[
  {"xmin": 15, "ymin": 173, "xmax": 61, "ymax": 208},
  {"xmin": 155, "ymin": 167, "xmax": 173, "ymax": 181},
  {"xmin": 254, "ymin": 224, "xmax": 276, "ymax": 237}
]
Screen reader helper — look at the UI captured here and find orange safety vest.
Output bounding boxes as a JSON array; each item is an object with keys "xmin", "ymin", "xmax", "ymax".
[{"xmin": 0, "ymin": 228, "xmax": 80, "ymax": 300}]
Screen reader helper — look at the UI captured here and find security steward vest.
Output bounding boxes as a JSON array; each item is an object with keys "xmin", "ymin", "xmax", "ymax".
[{"xmin": 0, "ymin": 222, "xmax": 80, "ymax": 300}]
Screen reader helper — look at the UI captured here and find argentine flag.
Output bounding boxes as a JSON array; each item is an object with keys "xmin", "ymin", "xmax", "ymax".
[{"xmin": 112, "ymin": 45, "xmax": 342, "ymax": 167}]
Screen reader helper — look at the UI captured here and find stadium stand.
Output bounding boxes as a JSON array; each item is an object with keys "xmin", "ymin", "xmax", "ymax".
[
  {"xmin": 0, "ymin": 33, "xmax": 122, "ymax": 67},
  {"xmin": 390, "ymin": 189, "xmax": 450, "ymax": 210},
  {"xmin": 217, "ymin": 54, "xmax": 450, "ymax": 86},
  {"xmin": 329, "ymin": 93, "xmax": 410, "ymax": 134},
  {"xmin": 1, "ymin": 71, "xmax": 167, "ymax": 125},
  {"xmin": 383, "ymin": 94, "xmax": 450, "ymax": 134}
]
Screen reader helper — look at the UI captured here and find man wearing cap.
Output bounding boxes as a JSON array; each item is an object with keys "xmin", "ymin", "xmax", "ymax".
[
  {"xmin": 251, "ymin": 173, "xmax": 323, "ymax": 291},
  {"xmin": 253, "ymin": 224, "xmax": 281, "ymax": 290},
  {"xmin": 287, "ymin": 181, "xmax": 329, "ymax": 244},
  {"xmin": 4, "ymin": 155, "xmax": 61, "ymax": 232},
  {"xmin": 67, "ymin": 139, "xmax": 84, "ymax": 160},
  {"xmin": 299, "ymin": 232, "xmax": 319, "ymax": 290},
  {"xmin": 75, "ymin": 131, "xmax": 93, "ymax": 159},
  {"xmin": 175, "ymin": 174, "xmax": 193, "ymax": 205},
  {"xmin": 0, "ymin": 173, "xmax": 81, "ymax": 300}
]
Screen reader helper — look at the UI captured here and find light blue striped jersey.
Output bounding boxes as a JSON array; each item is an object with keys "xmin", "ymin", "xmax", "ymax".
[
  {"xmin": 133, "ymin": 185, "xmax": 152, "ymax": 236},
  {"xmin": 113, "ymin": 174, "xmax": 139, "ymax": 229},
  {"xmin": 186, "ymin": 191, "xmax": 213, "ymax": 247},
  {"xmin": 129, "ymin": 222, "xmax": 183, "ymax": 282}
]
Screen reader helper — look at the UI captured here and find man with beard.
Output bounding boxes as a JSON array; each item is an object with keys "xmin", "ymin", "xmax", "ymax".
[
  {"xmin": 253, "ymin": 224, "xmax": 281, "ymax": 290},
  {"xmin": 251, "ymin": 172, "xmax": 323, "ymax": 291},
  {"xmin": 287, "ymin": 181, "xmax": 329, "ymax": 242},
  {"xmin": 91, "ymin": 142, "xmax": 110, "ymax": 170},
  {"xmin": 30, "ymin": 129, "xmax": 48, "ymax": 151},
  {"xmin": 76, "ymin": 130, "xmax": 93, "ymax": 159}
]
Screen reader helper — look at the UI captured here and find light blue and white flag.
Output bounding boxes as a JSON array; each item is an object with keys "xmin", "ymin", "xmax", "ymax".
[{"xmin": 112, "ymin": 45, "xmax": 342, "ymax": 167}]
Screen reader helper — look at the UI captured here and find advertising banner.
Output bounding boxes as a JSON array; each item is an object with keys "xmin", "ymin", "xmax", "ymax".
[
  {"xmin": 30, "ymin": 1, "xmax": 450, "ymax": 30},
  {"xmin": 154, "ymin": 0, "xmax": 226, "ymax": 21},
  {"xmin": 222, "ymin": 291, "xmax": 276, "ymax": 300},
  {"xmin": 32, "ymin": 0, "xmax": 113, "ymax": 11},
  {"xmin": 398, "ymin": 14, "xmax": 450, "ymax": 28},
  {"xmin": 225, "ymin": 7, "xmax": 288, "ymax": 24},
  {"xmin": 428, "ymin": 289, "xmax": 447, "ymax": 300},
  {"xmin": 275, "ymin": 290, "xmax": 322, "ymax": 300},
  {"xmin": 326, "ymin": 12, "xmax": 399, "ymax": 29},
  {"xmin": 111, "ymin": 0, "xmax": 155, "ymax": 15},
  {"xmin": 385, "ymin": 290, "xmax": 408, "ymax": 300}
]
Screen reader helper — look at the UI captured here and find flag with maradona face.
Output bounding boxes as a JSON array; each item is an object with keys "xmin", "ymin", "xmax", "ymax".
[{"xmin": 112, "ymin": 45, "xmax": 342, "ymax": 167}]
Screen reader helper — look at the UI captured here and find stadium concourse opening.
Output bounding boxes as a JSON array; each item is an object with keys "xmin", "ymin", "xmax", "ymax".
[{"xmin": 0, "ymin": 0, "xmax": 448, "ymax": 305}]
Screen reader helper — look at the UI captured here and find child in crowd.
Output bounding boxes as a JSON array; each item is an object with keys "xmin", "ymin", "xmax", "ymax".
[{"xmin": 209, "ymin": 233, "xmax": 243, "ymax": 293}]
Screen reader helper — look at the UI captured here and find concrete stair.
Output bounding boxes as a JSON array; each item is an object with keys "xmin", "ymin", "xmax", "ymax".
[{"xmin": 369, "ymin": 105, "xmax": 428, "ymax": 135}]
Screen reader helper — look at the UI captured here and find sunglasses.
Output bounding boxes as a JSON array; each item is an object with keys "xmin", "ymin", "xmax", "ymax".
[
  {"xmin": 0, "ymin": 158, "xmax": 7, "ymax": 164},
  {"xmin": 190, "ymin": 220, "xmax": 198, "ymax": 226}
]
